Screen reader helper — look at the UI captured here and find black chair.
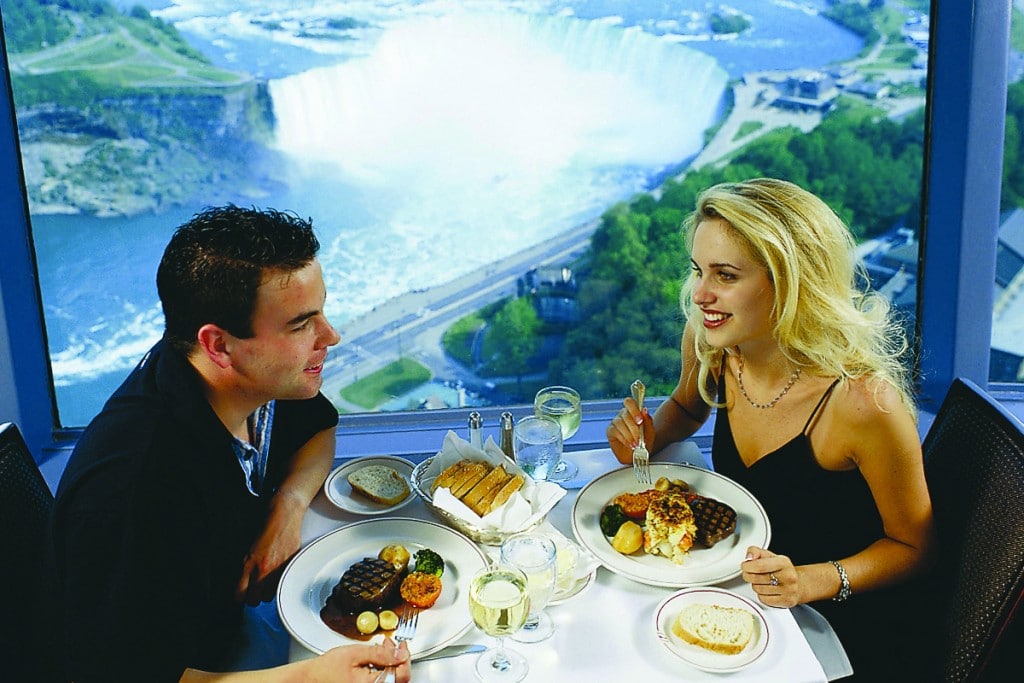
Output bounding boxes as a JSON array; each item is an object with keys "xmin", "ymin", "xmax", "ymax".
[
  {"xmin": 0, "ymin": 422, "xmax": 60, "ymax": 682},
  {"xmin": 920, "ymin": 378, "xmax": 1024, "ymax": 682}
]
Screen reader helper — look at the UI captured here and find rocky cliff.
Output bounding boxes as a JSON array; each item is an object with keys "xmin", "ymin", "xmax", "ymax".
[{"xmin": 16, "ymin": 82, "xmax": 282, "ymax": 217}]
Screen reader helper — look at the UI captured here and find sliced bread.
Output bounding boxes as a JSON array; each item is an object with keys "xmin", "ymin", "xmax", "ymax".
[
  {"xmin": 463, "ymin": 464, "xmax": 511, "ymax": 515},
  {"xmin": 348, "ymin": 465, "xmax": 410, "ymax": 506},
  {"xmin": 449, "ymin": 462, "xmax": 489, "ymax": 498},
  {"xmin": 671, "ymin": 603, "xmax": 755, "ymax": 655},
  {"xmin": 432, "ymin": 460, "xmax": 470, "ymax": 492},
  {"xmin": 486, "ymin": 473, "xmax": 525, "ymax": 514}
]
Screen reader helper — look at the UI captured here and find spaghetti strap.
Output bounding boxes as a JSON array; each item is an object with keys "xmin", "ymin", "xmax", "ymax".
[{"xmin": 802, "ymin": 379, "xmax": 841, "ymax": 434}]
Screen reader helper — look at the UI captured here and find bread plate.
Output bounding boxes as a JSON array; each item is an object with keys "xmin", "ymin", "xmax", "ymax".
[
  {"xmin": 324, "ymin": 456, "xmax": 416, "ymax": 515},
  {"xmin": 571, "ymin": 462, "xmax": 770, "ymax": 587},
  {"xmin": 277, "ymin": 517, "xmax": 488, "ymax": 658},
  {"xmin": 653, "ymin": 586, "xmax": 770, "ymax": 673}
]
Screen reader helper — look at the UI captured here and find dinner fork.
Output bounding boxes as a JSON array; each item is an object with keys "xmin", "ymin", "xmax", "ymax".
[
  {"xmin": 373, "ymin": 604, "xmax": 419, "ymax": 683},
  {"xmin": 630, "ymin": 379, "xmax": 651, "ymax": 485}
]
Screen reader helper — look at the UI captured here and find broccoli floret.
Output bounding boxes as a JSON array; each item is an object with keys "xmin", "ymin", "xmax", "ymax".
[
  {"xmin": 600, "ymin": 504, "xmax": 629, "ymax": 537},
  {"xmin": 413, "ymin": 548, "xmax": 445, "ymax": 577}
]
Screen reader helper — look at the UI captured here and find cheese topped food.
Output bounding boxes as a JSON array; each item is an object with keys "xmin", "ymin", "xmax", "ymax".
[{"xmin": 643, "ymin": 493, "xmax": 697, "ymax": 565}]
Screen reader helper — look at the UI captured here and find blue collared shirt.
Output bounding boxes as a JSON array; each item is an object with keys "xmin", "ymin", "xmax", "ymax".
[{"xmin": 231, "ymin": 400, "xmax": 275, "ymax": 496}]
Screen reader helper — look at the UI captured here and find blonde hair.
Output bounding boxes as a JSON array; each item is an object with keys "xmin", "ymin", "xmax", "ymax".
[{"xmin": 680, "ymin": 178, "xmax": 914, "ymax": 413}]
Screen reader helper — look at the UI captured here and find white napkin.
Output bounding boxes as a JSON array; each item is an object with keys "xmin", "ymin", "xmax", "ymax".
[{"xmin": 428, "ymin": 430, "xmax": 565, "ymax": 532}]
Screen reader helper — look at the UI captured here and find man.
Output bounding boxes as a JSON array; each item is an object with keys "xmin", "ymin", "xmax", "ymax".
[{"xmin": 52, "ymin": 206, "xmax": 410, "ymax": 682}]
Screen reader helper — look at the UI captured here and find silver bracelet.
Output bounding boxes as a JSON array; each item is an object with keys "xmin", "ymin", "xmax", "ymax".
[{"xmin": 829, "ymin": 560, "xmax": 852, "ymax": 602}]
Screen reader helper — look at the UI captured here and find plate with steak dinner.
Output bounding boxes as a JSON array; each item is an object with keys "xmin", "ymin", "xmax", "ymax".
[
  {"xmin": 571, "ymin": 463, "xmax": 770, "ymax": 588},
  {"xmin": 277, "ymin": 517, "xmax": 489, "ymax": 658}
]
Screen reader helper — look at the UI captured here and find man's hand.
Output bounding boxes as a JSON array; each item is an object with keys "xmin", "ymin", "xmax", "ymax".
[
  {"xmin": 236, "ymin": 489, "xmax": 306, "ymax": 605},
  {"xmin": 237, "ymin": 426, "xmax": 335, "ymax": 604}
]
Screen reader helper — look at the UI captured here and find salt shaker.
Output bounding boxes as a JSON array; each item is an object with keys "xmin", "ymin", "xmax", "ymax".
[
  {"xmin": 499, "ymin": 411, "xmax": 515, "ymax": 460},
  {"xmin": 468, "ymin": 411, "xmax": 483, "ymax": 449}
]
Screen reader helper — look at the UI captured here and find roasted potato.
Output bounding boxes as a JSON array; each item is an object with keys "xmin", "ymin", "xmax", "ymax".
[
  {"xmin": 378, "ymin": 544, "xmax": 411, "ymax": 571},
  {"xmin": 611, "ymin": 520, "xmax": 643, "ymax": 554}
]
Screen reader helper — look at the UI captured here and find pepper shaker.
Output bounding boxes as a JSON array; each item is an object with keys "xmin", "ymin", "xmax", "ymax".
[{"xmin": 499, "ymin": 411, "xmax": 515, "ymax": 460}]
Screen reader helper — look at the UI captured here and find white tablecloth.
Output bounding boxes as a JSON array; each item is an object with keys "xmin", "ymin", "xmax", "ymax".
[{"xmin": 285, "ymin": 442, "xmax": 834, "ymax": 682}]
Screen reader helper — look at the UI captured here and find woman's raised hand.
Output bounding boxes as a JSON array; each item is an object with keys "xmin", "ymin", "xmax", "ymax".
[{"xmin": 607, "ymin": 396, "xmax": 653, "ymax": 465}]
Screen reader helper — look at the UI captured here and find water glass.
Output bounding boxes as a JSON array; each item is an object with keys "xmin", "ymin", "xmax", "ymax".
[
  {"xmin": 513, "ymin": 415, "xmax": 563, "ymax": 481},
  {"xmin": 500, "ymin": 533, "xmax": 557, "ymax": 643}
]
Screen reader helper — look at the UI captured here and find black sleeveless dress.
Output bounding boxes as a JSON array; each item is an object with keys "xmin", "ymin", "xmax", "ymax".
[{"xmin": 712, "ymin": 379, "xmax": 918, "ymax": 681}]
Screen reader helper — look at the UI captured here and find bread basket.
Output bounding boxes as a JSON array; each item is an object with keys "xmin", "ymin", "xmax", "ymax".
[{"xmin": 410, "ymin": 456, "xmax": 544, "ymax": 545}]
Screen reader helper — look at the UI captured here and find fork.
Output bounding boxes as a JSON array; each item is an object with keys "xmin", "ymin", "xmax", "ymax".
[
  {"xmin": 373, "ymin": 603, "xmax": 419, "ymax": 683},
  {"xmin": 630, "ymin": 379, "xmax": 651, "ymax": 485}
]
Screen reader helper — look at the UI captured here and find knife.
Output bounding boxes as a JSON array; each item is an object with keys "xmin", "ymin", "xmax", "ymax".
[{"xmin": 416, "ymin": 644, "xmax": 486, "ymax": 662}]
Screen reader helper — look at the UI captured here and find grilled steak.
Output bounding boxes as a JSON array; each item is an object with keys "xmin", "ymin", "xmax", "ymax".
[
  {"xmin": 327, "ymin": 557, "xmax": 405, "ymax": 613},
  {"xmin": 685, "ymin": 494, "xmax": 737, "ymax": 547}
]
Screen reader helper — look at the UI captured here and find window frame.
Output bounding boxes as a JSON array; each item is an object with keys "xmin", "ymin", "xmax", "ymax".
[
  {"xmin": 916, "ymin": 0, "xmax": 1010, "ymax": 411},
  {"xmin": 0, "ymin": 0, "xmax": 1015, "ymax": 461}
]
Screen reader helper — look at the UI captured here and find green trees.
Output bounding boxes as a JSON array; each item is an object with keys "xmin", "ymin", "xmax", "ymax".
[
  {"xmin": 484, "ymin": 297, "xmax": 542, "ymax": 391},
  {"xmin": 1003, "ymin": 81, "xmax": 1024, "ymax": 210},
  {"xmin": 709, "ymin": 13, "xmax": 751, "ymax": 36},
  {"xmin": 548, "ymin": 103, "xmax": 926, "ymax": 400}
]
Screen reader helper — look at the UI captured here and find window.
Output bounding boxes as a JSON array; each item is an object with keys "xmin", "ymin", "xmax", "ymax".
[
  {"xmin": 0, "ymin": 0, "xmax": 1012, "ymax": 458},
  {"xmin": 993, "ymin": 4, "xmax": 1024, "ymax": 383}
]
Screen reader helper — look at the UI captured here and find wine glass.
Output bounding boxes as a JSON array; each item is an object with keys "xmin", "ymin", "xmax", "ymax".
[
  {"xmin": 500, "ymin": 533, "xmax": 557, "ymax": 643},
  {"xmin": 533, "ymin": 385, "xmax": 582, "ymax": 483},
  {"xmin": 468, "ymin": 564, "xmax": 531, "ymax": 682},
  {"xmin": 513, "ymin": 415, "xmax": 563, "ymax": 481}
]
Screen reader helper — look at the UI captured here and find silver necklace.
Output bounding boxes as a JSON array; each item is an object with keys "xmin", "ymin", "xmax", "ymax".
[{"xmin": 737, "ymin": 354, "xmax": 801, "ymax": 409}]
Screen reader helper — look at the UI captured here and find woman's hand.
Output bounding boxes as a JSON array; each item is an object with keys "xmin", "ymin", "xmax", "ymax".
[
  {"xmin": 741, "ymin": 546, "xmax": 801, "ymax": 608},
  {"xmin": 607, "ymin": 396, "xmax": 653, "ymax": 465}
]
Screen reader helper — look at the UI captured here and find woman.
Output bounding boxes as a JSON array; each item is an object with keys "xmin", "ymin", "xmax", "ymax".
[{"xmin": 607, "ymin": 178, "xmax": 933, "ymax": 681}]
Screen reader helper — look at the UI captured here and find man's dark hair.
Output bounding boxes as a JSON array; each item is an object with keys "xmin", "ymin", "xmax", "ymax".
[{"xmin": 157, "ymin": 205, "xmax": 320, "ymax": 354}]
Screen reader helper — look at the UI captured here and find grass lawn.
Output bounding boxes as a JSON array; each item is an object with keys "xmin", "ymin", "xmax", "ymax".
[
  {"xmin": 733, "ymin": 120, "xmax": 764, "ymax": 141},
  {"xmin": 340, "ymin": 357, "xmax": 432, "ymax": 409}
]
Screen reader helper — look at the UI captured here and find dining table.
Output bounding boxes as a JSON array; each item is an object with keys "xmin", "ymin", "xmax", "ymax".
[{"xmin": 283, "ymin": 440, "xmax": 852, "ymax": 682}]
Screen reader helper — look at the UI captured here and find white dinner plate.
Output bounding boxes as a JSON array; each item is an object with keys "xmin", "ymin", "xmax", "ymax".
[
  {"xmin": 324, "ymin": 456, "xmax": 416, "ymax": 515},
  {"xmin": 653, "ymin": 586, "xmax": 770, "ymax": 673},
  {"xmin": 277, "ymin": 517, "xmax": 489, "ymax": 658},
  {"xmin": 571, "ymin": 463, "xmax": 771, "ymax": 587}
]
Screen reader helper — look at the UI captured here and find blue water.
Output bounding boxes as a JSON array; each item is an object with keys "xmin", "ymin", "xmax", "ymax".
[{"xmin": 30, "ymin": 0, "xmax": 862, "ymax": 425}]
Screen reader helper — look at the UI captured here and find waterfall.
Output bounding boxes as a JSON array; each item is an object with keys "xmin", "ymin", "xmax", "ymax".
[
  {"xmin": 268, "ymin": 10, "xmax": 728, "ymax": 185},
  {"xmin": 262, "ymin": 9, "xmax": 729, "ymax": 328}
]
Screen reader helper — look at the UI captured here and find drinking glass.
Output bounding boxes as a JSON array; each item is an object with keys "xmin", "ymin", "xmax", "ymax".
[
  {"xmin": 468, "ymin": 564, "xmax": 531, "ymax": 682},
  {"xmin": 513, "ymin": 415, "xmax": 563, "ymax": 481},
  {"xmin": 500, "ymin": 533, "xmax": 557, "ymax": 643},
  {"xmin": 533, "ymin": 385, "xmax": 582, "ymax": 483}
]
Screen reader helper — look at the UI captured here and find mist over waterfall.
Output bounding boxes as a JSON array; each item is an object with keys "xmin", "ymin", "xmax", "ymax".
[
  {"xmin": 266, "ymin": 10, "xmax": 728, "ymax": 323},
  {"xmin": 270, "ymin": 11, "xmax": 727, "ymax": 183}
]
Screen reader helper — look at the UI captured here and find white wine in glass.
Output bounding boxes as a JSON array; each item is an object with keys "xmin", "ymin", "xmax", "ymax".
[
  {"xmin": 533, "ymin": 385, "xmax": 581, "ymax": 483},
  {"xmin": 468, "ymin": 565, "xmax": 531, "ymax": 682}
]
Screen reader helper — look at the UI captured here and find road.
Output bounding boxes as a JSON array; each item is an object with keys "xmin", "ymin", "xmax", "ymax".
[{"xmin": 321, "ymin": 217, "xmax": 599, "ymax": 410}]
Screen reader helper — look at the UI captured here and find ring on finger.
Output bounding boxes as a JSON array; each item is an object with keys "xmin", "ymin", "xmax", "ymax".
[{"xmin": 769, "ymin": 572, "xmax": 779, "ymax": 587}]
